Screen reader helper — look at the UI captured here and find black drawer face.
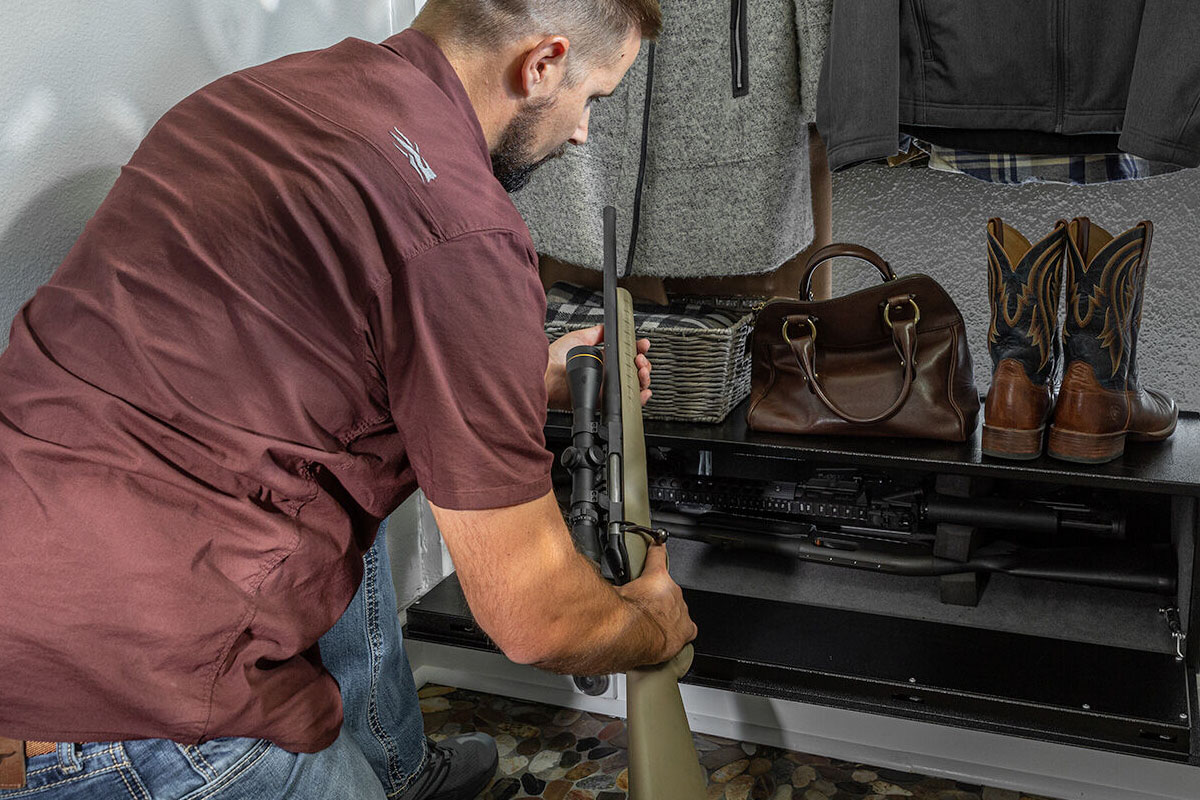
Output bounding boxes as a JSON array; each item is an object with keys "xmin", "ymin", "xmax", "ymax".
[
  {"xmin": 405, "ymin": 574, "xmax": 1195, "ymax": 762},
  {"xmin": 684, "ymin": 589, "xmax": 1192, "ymax": 760}
]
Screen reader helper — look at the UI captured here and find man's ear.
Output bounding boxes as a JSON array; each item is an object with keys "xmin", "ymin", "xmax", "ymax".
[{"xmin": 518, "ymin": 35, "xmax": 572, "ymax": 99}]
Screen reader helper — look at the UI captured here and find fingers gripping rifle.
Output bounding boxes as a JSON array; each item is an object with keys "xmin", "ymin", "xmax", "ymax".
[{"xmin": 561, "ymin": 207, "xmax": 707, "ymax": 798}]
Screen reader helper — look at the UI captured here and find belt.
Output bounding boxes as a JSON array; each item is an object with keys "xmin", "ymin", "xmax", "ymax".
[{"xmin": 25, "ymin": 741, "xmax": 57, "ymax": 758}]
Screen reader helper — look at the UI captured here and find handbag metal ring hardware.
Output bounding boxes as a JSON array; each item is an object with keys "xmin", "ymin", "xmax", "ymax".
[
  {"xmin": 782, "ymin": 317, "xmax": 818, "ymax": 345},
  {"xmin": 884, "ymin": 297, "xmax": 921, "ymax": 330}
]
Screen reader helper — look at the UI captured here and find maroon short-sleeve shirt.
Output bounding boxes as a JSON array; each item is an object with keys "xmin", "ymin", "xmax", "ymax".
[{"xmin": 0, "ymin": 30, "xmax": 553, "ymax": 752}]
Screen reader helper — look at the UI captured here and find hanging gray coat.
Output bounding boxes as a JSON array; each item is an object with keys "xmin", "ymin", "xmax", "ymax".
[{"xmin": 512, "ymin": 0, "xmax": 833, "ymax": 278}]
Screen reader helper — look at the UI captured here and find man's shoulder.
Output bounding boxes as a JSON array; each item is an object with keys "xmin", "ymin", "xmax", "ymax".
[{"xmin": 236, "ymin": 37, "xmax": 532, "ymax": 260}]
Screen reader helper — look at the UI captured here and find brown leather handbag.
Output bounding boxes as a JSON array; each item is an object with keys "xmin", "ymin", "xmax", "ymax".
[{"xmin": 746, "ymin": 244, "xmax": 980, "ymax": 441}]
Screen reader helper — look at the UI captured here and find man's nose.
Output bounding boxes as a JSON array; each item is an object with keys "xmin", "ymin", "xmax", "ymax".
[{"xmin": 569, "ymin": 107, "xmax": 591, "ymax": 146}]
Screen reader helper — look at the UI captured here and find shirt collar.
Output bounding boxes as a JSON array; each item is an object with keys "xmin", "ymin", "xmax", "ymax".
[{"xmin": 380, "ymin": 29, "xmax": 490, "ymax": 163}]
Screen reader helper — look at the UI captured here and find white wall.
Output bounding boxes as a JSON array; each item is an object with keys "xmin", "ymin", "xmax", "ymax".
[{"xmin": 0, "ymin": 0, "xmax": 412, "ymax": 350}]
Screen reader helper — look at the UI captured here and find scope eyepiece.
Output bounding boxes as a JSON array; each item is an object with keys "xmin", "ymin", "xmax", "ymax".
[{"xmin": 566, "ymin": 345, "xmax": 604, "ymax": 415}]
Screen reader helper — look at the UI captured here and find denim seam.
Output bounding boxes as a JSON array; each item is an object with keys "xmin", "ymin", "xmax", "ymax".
[
  {"xmin": 361, "ymin": 543, "xmax": 409, "ymax": 794},
  {"xmin": 179, "ymin": 744, "xmax": 218, "ymax": 781},
  {"xmin": 0, "ymin": 765, "xmax": 131, "ymax": 798},
  {"xmin": 191, "ymin": 747, "xmax": 217, "ymax": 779},
  {"xmin": 105, "ymin": 744, "xmax": 148, "ymax": 800},
  {"xmin": 385, "ymin": 733, "xmax": 428, "ymax": 799},
  {"xmin": 385, "ymin": 742, "xmax": 428, "ymax": 799},
  {"xmin": 25, "ymin": 748, "xmax": 110, "ymax": 778},
  {"xmin": 112, "ymin": 758, "xmax": 150, "ymax": 800},
  {"xmin": 177, "ymin": 740, "xmax": 273, "ymax": 800},
  {"xmin": 121, "ymin": 763, "xmax": 153, "ymax": 800}
]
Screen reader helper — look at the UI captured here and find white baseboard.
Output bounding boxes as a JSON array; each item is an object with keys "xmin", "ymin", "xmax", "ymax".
[{"xmin": 407, "ymin": 640, "xmax": 1200, "ymax": 800}]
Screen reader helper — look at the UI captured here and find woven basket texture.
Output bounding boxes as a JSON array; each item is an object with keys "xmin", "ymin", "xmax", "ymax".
[{"xmin": 545, "ymin": 299, "xmax": 758, "ymax": 424}]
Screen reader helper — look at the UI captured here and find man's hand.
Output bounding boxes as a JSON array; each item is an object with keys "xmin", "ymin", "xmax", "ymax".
[
  {"xmin": 546, "ymin": 325, "xmax": 652, "ymax": 410},
  {"xmin": 616, "ymin": 544, "xmax": 698, "ymax": 664},
  {"xmin": 429, "ymin": 492, "xmax": 695, "ymax": 676}
]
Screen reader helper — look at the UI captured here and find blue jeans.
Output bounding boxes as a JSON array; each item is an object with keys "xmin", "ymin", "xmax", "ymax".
[
  {"xmin": 321, "ymin": 521, "xmax": 428, "ymax": 795},
  {"xmin": 0, "ymin": 521, "xmax": 428, "ymax": 799}
]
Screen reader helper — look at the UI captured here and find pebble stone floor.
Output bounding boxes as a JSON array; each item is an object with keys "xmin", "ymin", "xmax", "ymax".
[{"xmin": 418, "ymin": 685, "xmax": 1063, "ymax": 800}]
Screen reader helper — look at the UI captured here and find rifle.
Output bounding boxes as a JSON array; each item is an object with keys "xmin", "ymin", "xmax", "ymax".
[{"xmin": 561, "ymin": 206, "xmax": 707, "ymax": 798}]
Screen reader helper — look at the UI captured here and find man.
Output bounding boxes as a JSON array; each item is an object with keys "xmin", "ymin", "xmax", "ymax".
[{"xmin": 0, "ymin": 0, "xmax": 697, "ymax": 797}]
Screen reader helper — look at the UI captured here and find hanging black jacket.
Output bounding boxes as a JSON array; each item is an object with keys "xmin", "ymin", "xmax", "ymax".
[{"xmin": 816, "ymin": 0, "xmax": 1200, "ymax": 170}]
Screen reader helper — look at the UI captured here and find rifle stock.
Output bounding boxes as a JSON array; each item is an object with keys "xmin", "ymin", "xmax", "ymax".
[{"xmin": 604, "ymin": 208, "xmax": 707, "ymax": 798}]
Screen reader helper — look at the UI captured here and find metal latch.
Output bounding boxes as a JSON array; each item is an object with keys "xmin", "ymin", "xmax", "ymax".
[
  {"xmin": 1161, "ymin": 606, "xmax": 1186, "ymax": 661},
  {"xmin": 619, "ymin": 523, "xmax": 670, "ymax": 545}
]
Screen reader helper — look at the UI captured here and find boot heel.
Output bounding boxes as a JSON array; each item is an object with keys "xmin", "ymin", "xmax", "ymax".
[
  {"xmin": 982, "ymin": 424, "xmax": 1045, "ymax": 460},
  {"xmin": 1047, "ymin": 426, "xmax": 1126, "ymax": 464}
]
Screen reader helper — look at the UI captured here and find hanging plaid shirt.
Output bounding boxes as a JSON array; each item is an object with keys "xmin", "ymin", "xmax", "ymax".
[
  {"xmin": 545, "ymin": 282, "xmax": 747, "ymax": 332},
  {"xmin": 889, "ymin": 136, "xmax": 1182, "ymax": 185},
  {"xmin": 926, "ymin": 147, "xmax": 1181, "ymax": 185}
]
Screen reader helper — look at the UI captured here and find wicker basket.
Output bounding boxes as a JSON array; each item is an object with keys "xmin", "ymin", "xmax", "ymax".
[{"xmin": 545, "ymin": 290, "xmax": 759, "ymax": 424}]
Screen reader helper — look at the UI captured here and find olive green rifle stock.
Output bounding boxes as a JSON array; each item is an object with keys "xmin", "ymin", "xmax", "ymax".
[{"xmin": 602, "ymin": 206, "xmax": 707, "ymax": 799}]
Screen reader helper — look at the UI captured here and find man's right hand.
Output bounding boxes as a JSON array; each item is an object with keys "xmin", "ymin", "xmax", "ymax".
[
  {"xmin": 428, "ymin": 491, "xmax": 697, "ymax": 676},
  {"xmin": 616, "ymin": 544, "xmax": 697, "ymax": 664}
]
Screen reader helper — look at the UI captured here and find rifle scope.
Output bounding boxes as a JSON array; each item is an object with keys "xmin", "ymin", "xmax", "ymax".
[{"xmin": 562, "ymin": 345, "xmax": 605, "ymax": 561}]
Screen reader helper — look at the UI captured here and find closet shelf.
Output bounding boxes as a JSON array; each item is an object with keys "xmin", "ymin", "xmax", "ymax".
[{"xmin": 547, "ymin": 401, "xmax": 1200, "ymax": 496}]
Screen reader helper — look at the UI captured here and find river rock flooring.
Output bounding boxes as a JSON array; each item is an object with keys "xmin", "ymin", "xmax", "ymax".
[{"xmin": 418, "ymin": 684, "xmax": 1061, "ymax": 800}]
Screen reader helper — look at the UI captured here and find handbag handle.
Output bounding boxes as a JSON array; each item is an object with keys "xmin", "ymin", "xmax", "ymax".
[
  {"xmin": 798, "ymin": 243, "xmax": 897, "ymax": 300},
  {"xmin": 782, "ymin": 296, "xmax": 920, "ymax": 425}
]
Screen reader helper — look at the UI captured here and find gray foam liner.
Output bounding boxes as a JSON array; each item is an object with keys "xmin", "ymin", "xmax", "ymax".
[{"xmin": 668, "ymin": 537, "xmax": 1182, "ymax": 655}]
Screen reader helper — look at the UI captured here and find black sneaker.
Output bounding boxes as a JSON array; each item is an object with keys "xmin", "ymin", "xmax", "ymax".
[{"xmin": 392, "ymin": 733, "xmax": 499, "ymax": 800}]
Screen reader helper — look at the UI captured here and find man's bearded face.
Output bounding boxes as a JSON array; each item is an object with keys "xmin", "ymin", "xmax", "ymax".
[{"xmin": 491, "ymin": 96, "xmax": 570, "ymax": 194}]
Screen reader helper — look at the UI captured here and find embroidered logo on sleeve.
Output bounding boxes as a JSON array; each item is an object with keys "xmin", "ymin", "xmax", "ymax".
[{"xmin": 391, "ymin": 127, "xmax": 437, "ymax": 184}]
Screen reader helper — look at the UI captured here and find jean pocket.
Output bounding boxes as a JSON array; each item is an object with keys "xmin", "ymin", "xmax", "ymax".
[
  {"xmin": 133, "ymin": 738, "xmax": 274, "ymax": 800},
  {"xmin": 185, "ymin": 739, "xmax": 272, "ymax": 782}
]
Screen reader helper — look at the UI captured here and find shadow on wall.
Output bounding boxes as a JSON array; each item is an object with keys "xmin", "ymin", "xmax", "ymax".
[{"xmin": 0, "ymin": 167, "xmax": 120, "ymax": 349}]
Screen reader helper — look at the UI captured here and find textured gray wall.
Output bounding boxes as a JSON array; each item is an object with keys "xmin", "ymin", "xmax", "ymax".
[{"xmin": 831, "ymin": 165, "xmax": 1200, "ymax": 411}]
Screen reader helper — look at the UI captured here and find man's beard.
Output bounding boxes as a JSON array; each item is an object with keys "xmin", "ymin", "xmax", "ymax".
[{"xmin": 491, "ymin": 97, "xmax": 569, "ymax": 194}]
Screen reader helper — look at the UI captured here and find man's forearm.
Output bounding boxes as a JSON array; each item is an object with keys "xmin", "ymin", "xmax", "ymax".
[{"xmin": 524, "ymin": 552, "xmax": 669, "ymax": 676}]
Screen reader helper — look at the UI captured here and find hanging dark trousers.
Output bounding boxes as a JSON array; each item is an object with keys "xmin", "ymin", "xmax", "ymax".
[
  {"xmin": 1048, "ymin": 219, "xmax": 1178, "ymax": 463},
  {"xmin": 982, "ymin": 219, "xmax": 1068, "ymax": 459}
]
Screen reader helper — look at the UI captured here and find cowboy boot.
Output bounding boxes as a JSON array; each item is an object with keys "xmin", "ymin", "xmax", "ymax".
[
  {"xmin": 981, "ymin": 218, "xmax": 1068, "ymax": 459},
  {"xmin": 1048, "ymin": 218, "xmax": 1178, "ymax": 463}
]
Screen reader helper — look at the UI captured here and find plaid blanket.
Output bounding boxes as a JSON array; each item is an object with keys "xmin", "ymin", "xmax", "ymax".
[{"xmin": 545, "ymin": 282, "xmax": 746, "ymax": 331}]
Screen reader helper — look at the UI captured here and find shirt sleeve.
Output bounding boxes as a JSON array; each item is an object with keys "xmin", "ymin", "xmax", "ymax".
[
  {"xmin": 1119, "ymin": 0, "xmax": 1200, "ymax": 168},
  {"xmin": 815, "ymin": 0, "xmax": 900, "ymax": 171},
  {"xmin": 385, "ymin": 229, "xmax": 554, "ymax": 510}
]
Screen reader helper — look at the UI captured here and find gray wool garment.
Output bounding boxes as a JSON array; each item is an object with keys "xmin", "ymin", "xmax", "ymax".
[{"xmin": 512, "ymin": 0, "xmax": 833, "ymax": 278}]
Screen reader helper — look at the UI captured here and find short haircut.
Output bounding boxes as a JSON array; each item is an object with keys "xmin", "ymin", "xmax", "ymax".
[{"xmin": 416, "ymin": 0, "xmax": 661, "ymax": 73}]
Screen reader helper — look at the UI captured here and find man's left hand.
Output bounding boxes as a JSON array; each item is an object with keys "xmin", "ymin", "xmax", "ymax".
[{"xmin": 546, "ymin": 325, "xmax": 652, "ymax": 410}]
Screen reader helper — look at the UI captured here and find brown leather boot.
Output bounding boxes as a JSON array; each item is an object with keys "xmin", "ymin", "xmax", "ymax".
[
  {"xmin": 1047, "ymin": 218, "xmax": 1178, "ymax": 463},
  {"xmin": 982, "ymin": 219, "xmax": 1068, "ymax": 459}
]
